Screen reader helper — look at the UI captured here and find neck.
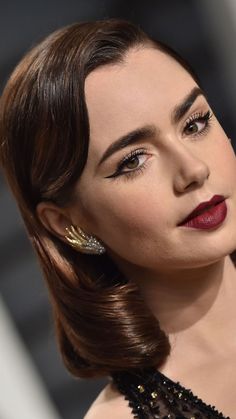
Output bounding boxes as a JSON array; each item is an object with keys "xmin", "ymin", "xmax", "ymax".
[
  {"xmin": 116, "ymin": 254, "xmax": 236, "ymax": 368},
  {"xmin": 138, "ymin": 256, "xmax": 234, "ymax": 333}
]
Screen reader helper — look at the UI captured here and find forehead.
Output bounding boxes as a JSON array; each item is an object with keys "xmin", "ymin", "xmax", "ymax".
[{"xmin": 84, "ymin": 47, "xmax": 196, "ymax": 159}]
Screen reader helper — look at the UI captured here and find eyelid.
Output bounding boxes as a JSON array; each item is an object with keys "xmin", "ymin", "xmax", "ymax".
[
  {"xmin": 105, "ymin": 147, "xmax": 150, "ymax": 179},
  {"xmin": 117, "ymin": 147, "xmax": 149, "ymax": 171},
  {"xmin": 186, "ymin": 109, "xmax": 209, "ymax": 121},
  {"xmin": 183, "ymin": 109, "xmax": 212, "ymax": 129}
]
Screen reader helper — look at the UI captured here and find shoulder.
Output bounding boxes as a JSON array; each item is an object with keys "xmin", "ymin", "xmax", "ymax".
[{"xmin": 84, "ymin": 381, "xmax": 133, "ymax": 419}]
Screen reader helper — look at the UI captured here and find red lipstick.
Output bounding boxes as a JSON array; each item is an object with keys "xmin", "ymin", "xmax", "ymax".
[{"xmin": 178, "ymin": 194, "xmax": 227, "ymax": 229}]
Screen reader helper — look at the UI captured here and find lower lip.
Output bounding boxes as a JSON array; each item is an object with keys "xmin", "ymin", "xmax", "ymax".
[{"xmin": 179, "ymin": 200, "xmax": 227, "ymax": 229}]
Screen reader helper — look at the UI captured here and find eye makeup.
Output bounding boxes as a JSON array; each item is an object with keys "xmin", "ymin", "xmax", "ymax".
[
  {"xmin": 183, "ymin": 110, "xmax": 213, "ymax": 137},
  {"xmin": 106, "ymin": 148, "xmax": 151, "ymax": 181},
  {"xmin": 105, "ymin": 109, "xmax": 213, "ymax": 181}
]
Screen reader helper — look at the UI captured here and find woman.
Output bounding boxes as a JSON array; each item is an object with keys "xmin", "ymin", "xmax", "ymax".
[{"xmin": 0, "ymin": 18, "xmax": 236, "ymax": 419}]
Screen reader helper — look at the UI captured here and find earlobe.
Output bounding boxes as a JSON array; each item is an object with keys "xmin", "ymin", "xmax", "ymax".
[{"xmin": 36, "ymin": 201, "xmax": 72, "ymax": 239}]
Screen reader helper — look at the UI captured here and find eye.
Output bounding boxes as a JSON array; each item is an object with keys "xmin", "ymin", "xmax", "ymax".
[
  {"xmin": 122, "ymin": 153, "xmax": 145, "ymax": 170},
  {"xmin": 105, "ymin": 148, "xmax": 150, "ymax": 180},
  {"xmin": 183, "ymin": 110, "xmax": 213, "ymax": 136}
]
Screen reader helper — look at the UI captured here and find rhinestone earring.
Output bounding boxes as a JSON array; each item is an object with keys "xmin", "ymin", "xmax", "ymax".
[{"xmin": 64, "ymin": 225, "xmax": 106, "ymax": 255}]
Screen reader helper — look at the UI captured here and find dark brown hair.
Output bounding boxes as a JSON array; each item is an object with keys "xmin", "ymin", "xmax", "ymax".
[{"xmin": 0, "ymin": 18, "xmax": 205, "ymax": 379}]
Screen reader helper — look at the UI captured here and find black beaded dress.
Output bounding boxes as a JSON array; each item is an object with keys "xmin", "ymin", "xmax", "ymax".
[{"xmin": 111, "ymin": 367, "xmax": 231, "ymax": 418}]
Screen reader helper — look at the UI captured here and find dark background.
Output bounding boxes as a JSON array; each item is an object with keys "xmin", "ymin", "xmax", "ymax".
[{"xmin": 1, "ymin": 1, "xmax": 236, "ymax": 418}]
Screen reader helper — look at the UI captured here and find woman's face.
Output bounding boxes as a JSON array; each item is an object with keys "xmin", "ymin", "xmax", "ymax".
[{"xmin": 72, "ymin": 47, "xmax": 236, "ymax": 274}]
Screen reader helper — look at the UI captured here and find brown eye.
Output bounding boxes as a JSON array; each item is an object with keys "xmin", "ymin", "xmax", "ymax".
[
  {"xmin": 185, "ymin": 122, "xmax": 199, "ymax": 134},
  {"xmin": 105, "ymin": 148, "xmax": 149, "ymax": 180},
  {"xmin": 126, "ymin": 156, "xmax": 139, "ymax": 169},
  {"xmin": 184, "ymin": 110, "xmax": 213, "ymax": 137},
  {"xmin": 184, "ymin": 119, "xmax": 206, "ymax": 135}
]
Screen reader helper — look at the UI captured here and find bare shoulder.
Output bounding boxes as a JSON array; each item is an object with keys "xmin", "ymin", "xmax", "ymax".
[{"xmin": 84, "ymin": 380, "xmax": 133, "ymax": 419}]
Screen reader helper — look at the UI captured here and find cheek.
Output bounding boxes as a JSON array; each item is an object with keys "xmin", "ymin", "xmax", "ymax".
[{"xmin": 86, "ymin": 181, "xmax": 171, "ymax": 253}]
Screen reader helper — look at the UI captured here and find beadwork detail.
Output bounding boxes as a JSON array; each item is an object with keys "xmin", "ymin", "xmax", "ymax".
[{"xmin": 111, "ymin": 367, "xmax": 231, "ymax": 418}]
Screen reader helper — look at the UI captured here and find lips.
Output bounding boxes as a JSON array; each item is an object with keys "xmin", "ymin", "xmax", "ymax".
[{"xmin": 178, "ymin": 194, "xmax": 226, "ymax": 226}]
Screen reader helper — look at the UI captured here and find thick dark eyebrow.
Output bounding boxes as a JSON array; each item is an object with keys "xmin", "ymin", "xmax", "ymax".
[
  {"xmin": 97, "ymin": 86, "xmax": 206, "ymax": 169},
  {"xmin": 171, "ymin": 86, "xmax": 206, "ymax": 124},
  {"xmin": 97, "ymin": 125, "xmax": 157, "ymax": 169}
]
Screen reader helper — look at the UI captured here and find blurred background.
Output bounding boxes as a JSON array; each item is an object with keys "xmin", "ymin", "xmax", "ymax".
[{"xmin": 1, "ymin": 1, "xmax": 236, "ymax": 418}]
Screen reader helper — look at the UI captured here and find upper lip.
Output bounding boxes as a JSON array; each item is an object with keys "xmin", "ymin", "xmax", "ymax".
[{"xmin": 178, "ymin": 194, "xmax": 226, "ymax": 225}]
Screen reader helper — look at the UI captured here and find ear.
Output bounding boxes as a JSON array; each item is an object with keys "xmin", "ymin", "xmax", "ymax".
[{"xmin": 36, "ymin": 201, "xmax": 73, "ymax": 240}]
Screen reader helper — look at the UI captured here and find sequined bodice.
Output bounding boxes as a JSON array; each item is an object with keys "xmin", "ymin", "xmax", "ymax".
[{"xmin": 111, "ymin": 367, "xmax": 231, "ymax": 418}]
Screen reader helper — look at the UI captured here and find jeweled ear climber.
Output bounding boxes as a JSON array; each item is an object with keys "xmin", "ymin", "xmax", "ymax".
[{"xmin": 64, "ymin": 225, "xmax": 106, "ymax": 255}]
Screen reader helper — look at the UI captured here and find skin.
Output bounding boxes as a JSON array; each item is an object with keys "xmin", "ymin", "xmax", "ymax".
[{"xmin": 37, "ymin": 47, "xmax": 236, "ymax": 417}]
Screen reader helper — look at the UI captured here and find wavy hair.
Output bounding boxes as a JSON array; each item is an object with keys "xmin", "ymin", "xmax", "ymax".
[{"xmin": 0, "ymin": 18, "xmax": 208, "ymax": 379}]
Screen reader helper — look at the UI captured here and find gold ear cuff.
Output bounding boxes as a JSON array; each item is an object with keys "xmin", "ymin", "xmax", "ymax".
[{"xmin": 64, "ymin": 225, "xmax": 106, "ymax": 255}]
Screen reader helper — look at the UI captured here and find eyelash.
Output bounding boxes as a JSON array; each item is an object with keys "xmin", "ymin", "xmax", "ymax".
[
  {"xmin": 183, "ymin": 110, "xmax": 213, "ymax": 136},
  {"xmin": 107, "ymin": 109, "xmax": 213, "ymax": 181}
]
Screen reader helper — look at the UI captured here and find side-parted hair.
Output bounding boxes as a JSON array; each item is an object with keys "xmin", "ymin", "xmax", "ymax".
[{"xmin": 0, "ymin": 18, "xmax": 203, "ymax": 378}]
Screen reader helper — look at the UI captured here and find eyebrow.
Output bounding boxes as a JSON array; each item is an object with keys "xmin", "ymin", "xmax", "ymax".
[{"xmin": 97, "ymin": 86, "xmax": 206, "ymax": 169}]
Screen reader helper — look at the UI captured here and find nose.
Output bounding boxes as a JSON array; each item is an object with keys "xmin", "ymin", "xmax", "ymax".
[{"xmin": 172, "ymin": 144, "xmax": 210, "ymax": 193}]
